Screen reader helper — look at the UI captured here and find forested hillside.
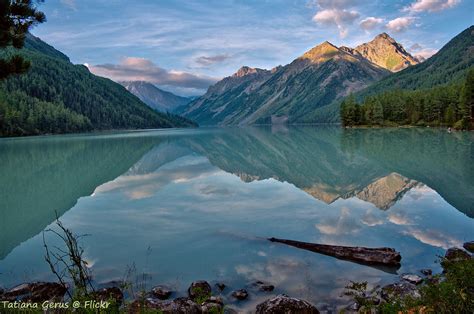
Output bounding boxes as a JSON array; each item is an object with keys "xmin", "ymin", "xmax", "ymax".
[
  {"xmin": 339, "ymin": 26, "xmax": 474, "ymax": 128},
  {"xmin": 0, "ymin": 34, "xmax": 196, "ymax": 136},
  {"xmin": 341, "ymin": 67, "xmax": 473, "ymax": 129}
]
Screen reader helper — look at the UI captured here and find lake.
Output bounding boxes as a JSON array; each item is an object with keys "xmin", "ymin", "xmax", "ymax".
[{"xmin": 0, "ymin": 126, "xmax": 473, "ymax": 311}]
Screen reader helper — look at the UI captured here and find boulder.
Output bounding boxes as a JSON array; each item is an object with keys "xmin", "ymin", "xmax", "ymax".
[
  {"xmin": 256, "ymin": 294, "xmax": 319, "ymax": 313},
  {"xmin": 253, "ymin": 280, "xmax": 275, "ymax": 292},
  {"xmin": 215, "ymin": 283, "xmax": 226, "ymax": 291},
  {"xmin": 151, "ymin": 285, "xmax": 173, "ymax": 300},
  {"xmin": 130, "ymin": 297, "xmax": 201, "ymax": 313},
  {"xmin": 188, "ymin": 281, "xmax": 212, "ymax": 302},
  {"xmin": 93, "ymin": 287, "xmax": 123, "ymax": 305},
  {"xmin": 201, "ymin": 296, "xmax": 224, "ymax": 313},
  {"xmin": 445, "ymin": 247, "xmax": 471, "ymax": 261},
  {"xmin": 463, "ymin": 241, "xmax": 474, "ymax": 253},
  {"xmin": 2, "ymin": 282, "xmax": 67, "ymax": 302},
  {"xmin": 401, "ymin": 274, "xmax": 423, "ymax": 285},
  {"xmin": 231, "ymin": 289, "xmax": 248, "ymax": 300},
  {"xmin": 381, "ymin": 282, "xmax": 420, "ymax": 301},
  {"xmin": 420, "ymin": 269, "xmax": 432, "ymax": 276}
]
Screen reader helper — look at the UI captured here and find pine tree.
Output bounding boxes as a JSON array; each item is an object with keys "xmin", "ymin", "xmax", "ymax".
[
  {"xmin": 373, "ymin": 98, "xmax": 384, "ymax": 125},
  {"xmin": 460, "ymin": 67, "xmax": 474, "ymax": 129},
  {"xmin": 0, "ymin": 0, "xmax": 45, "ymax": 79}
]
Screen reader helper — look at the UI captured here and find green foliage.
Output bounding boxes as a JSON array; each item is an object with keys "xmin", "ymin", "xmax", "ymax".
[
  {"xmin": 340, "ymin": 70, "xmax": 472, "ymax": 128},
  {"xmin": 0, "ymin": 35, "xmax": 196, "ymax": 136},
  {"xmin": 342, "ymin": 281, "xmax": 380, "ymax": 310},
  {"xmin": 0, "ymin": 90, "xmax": 91, "ymax": 136},
  {"xmin": 190, "ymin": 287, "xmax": 211, "ymax": 305},
  {"xmin": 0, "ymin": 0, "xmax": 45, "ymax": 79},
  {"xmin": 460, "ymin": 67, "xmax": 474, "ymax": 129},
  {"xmin": 343, "ymin": 258, "xmax": 474, "ymax": 313},
  {"xmin": 336, "ymin": 26, "xmax": 474, "ymax": 125}
]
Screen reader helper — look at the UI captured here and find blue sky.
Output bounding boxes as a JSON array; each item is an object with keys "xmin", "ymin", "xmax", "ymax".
[{"xmin": 31, "ymin": 0, "xmax": 473, "ymax": 96}]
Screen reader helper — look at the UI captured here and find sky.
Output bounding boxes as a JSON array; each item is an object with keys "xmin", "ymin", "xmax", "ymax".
[{"xmin": 31, "ymin": 0, "xmax": 473, "ymax": 96}]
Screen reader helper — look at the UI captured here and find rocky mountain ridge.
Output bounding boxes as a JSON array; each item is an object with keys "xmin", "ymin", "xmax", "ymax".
[
  {"xmin": 179, "ymin": 32, "xmax": 415, "ymax": 125},
  {"xmin": 354, "ymin": 33, "xmax": 419, "ymax": 72}
]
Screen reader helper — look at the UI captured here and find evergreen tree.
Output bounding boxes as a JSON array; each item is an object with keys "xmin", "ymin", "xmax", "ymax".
[
  {"xmin": 373, "ymin": 98, "xmax": 384, "ymax": 125},
  {"xmin": 0, "ymin": 0, "xmax": 45, "ymax": 79},
  {"xmin": 460, "ymin": 67, "xmax": 474, "ymax": 129}
]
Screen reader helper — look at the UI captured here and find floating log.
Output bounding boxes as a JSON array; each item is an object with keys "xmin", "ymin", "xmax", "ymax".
[{"xmin": 269, "ymin": 237, "xmax": 401, "ymax": 266}]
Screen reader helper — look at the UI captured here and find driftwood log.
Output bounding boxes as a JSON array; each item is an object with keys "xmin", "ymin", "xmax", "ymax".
[{"xmin": 269, "ymin": 237, "xmax": 401, "ymax": 266}]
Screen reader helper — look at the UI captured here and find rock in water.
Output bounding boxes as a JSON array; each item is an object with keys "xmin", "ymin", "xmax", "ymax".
[
  {"xmin": 253, "ymin": 281, "xmax": 275, "ymax": 292},
  {"xmin": 269, "ymin": 237, "xmax": 401, "ymax": 266},
  {"xmin": 232, "ymin": 289, "xmax": 249, "ymax": 300},
  {"xmin": 2, "ymin": 282, "xmax": 67, "ymax": 302},
  {"xmin": 444, "ymin": 248, "xmax": 471, "ymax": 261},
  {"xmin": 401, "ymin": 274, "xmax": 423, "ymax": 285},
  {"xmin": 420, "ymin": 269, "xmax": 432, "ymax": 276},
  {"xmin": 463, "ymin": 241, "xmax": 474, "ymax": 253},
  {"xmin": 381, "ymin": 282, "xmax": 421, "ymax": 301},
  {"xmin": 92, "ymin": 287, "xmax": 123, "ymax": 306},
  {"xmin": 201, "ymin": 296, "xmax": 224, "ymax": 313},
  {"xmin": 131, "ymin": 297, "xmax": 201, "ymax": 313},
  {"xmin": 256, "ymin": 295, "xmax": 319, "ymax": 313},
  {"xmin": 151, "ymin": 285, "xmax": 173, "ymax": 300},
  {"xmin": 215, "ymin": 283, "xmax": 226, "ymax": 291},
  {"xmin": 188, "ymin": 281, "xmax": 212, "ymax": 302}
]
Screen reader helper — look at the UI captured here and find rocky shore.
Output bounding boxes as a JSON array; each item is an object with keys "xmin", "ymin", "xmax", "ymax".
[{"xmin": 1, "ymin": 241, "xmax": 472, "ymax": 313}]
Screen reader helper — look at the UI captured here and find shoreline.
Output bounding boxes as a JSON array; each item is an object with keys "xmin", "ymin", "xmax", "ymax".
[{"xmin": 1, "ymin": 242, "xmax": 472, "ymax": 313}]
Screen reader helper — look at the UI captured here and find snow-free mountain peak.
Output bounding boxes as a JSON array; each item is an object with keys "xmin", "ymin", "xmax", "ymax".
[{"xmin": 354, "ymin": 33, "xmax": 419, "ymax": 72}]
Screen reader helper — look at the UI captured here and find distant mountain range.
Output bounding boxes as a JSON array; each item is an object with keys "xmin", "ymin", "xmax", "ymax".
[
  {"xmin": 179, "ymin": 27, "xmax": 473, "ymax": 125},
  {"xmin": 178, "ymin": 33, "xmax": 418, "ymax": 125},
  {"xmin": 0, "ymin": 34, "xmax": 196, "ymax": 136},
  {"xmin": 120, "ymin": 81, "xmax": 192, "ymax": 113}
]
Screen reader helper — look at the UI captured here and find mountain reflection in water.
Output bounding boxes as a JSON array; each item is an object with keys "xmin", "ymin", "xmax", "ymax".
[{"xmin": 0, "ymin": 127, "xmax": 472, "ymax": 309}]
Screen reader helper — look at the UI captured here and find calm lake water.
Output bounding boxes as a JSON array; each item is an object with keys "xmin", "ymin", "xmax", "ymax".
[{"xmin": 0, "ymin": 126, "xmax": 473, "ymax": 311}]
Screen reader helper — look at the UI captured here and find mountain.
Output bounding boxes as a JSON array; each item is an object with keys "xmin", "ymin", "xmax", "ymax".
[
  {"xmin": 121, "ymin": 81, "xmax": 191, "ymax": 113},
  {"xmin": 314, "ymin": 26, "xmax": 474, "ymax": 123},
  {"xmin": 180, "ymin": 66, "xmax": 274, "ymax": 125},
  {"xmin": 352, "ymin": 33, "xmax": 418, "ymax": 72},
  {"xmin": 179, "ymin": 39, "xmax": 393, "ymax": 125},
  {"xmin": 357, "ymin": 26, "xmax": 474, "ymax": 98},
  {"xmin": 0, "ymin": 34, "xmax": 196, "ymax": 137}
]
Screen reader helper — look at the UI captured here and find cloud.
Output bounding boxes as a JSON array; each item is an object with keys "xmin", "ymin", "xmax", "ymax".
[
  {"xmin": 88, "ymin": 57, "xmax": 218, "ymax": 90},
  {"xmin": 403, "ymin": 228, "xmax": 462, "ymax": 249},
  {"xmin": 312, "ymin": 0, "xmax": 360, "ymax": 38},
  {"xmin": 60, "ymin": 0, "xmax": 77, "ymax": 10},
  {"xmin": 410, "ymin": 43, "xmax": 423, "ymax": 51},
  {"xmin": 414, "ymin": 48, "xmax": 438, "ymax": 59},
  {"xmin": 407, "ymin": 44, "xmax": 438, "ymax": 61},
  {"xmin": 386, "ymin": 17, "xmax": 416, "ymax": 33},
  {"xmin": 359, "ymin": 17, "xmax": 384, "ymax": 30},
  {"xmin": 404, "ymin": 0, "xmax": 461, "ymax": 13},
  {"xmin": 388, "ymin": 212, "xmax": 413, "ymax": 226},
  {"xmin": 315, "ymin": 207, "xmax": 362, "ymax": 235},
  {"xmin": 313, "ymin": 9, "xmax": 360, "ymax": 38},
  {"xmin": 195, "ymin": 54, "xmax": 231, "ymax": 66},
  {"xmin": 316, "ymin": 0, "xmax": 359, "ymax": 9}
]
